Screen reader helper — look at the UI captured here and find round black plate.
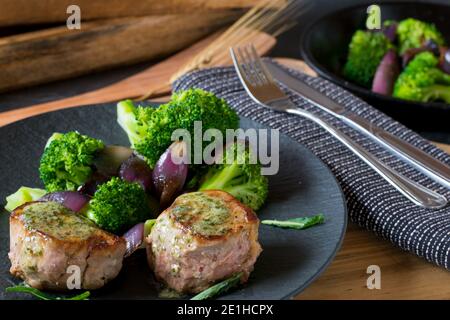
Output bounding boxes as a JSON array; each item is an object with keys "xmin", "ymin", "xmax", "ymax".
[
  {"xmin": 0, "ymin": 103, "xmax": 347, "ymax": 300},
  {"xmin": 300, "ymin": 1, "xmax": 450, "ymax": 132}
]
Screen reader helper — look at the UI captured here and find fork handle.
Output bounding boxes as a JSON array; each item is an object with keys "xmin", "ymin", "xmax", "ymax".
[{"xmin": 286, "ymin": 108, "xmax": 447, "ymax": 209}]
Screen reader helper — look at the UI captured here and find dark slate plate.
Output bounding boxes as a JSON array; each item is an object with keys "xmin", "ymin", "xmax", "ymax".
[{"xmin": 0, "ymin": 103, "xmax": 347, "ymax": 300}]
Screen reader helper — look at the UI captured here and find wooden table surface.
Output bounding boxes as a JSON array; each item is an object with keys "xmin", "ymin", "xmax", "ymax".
[{"xmin": 1, "ymin": 57, "xmax": 449, "ymax": 300}]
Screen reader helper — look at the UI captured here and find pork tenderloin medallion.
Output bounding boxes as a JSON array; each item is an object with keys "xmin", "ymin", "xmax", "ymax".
[
  {"xmin": 146, "ymin": 190, "xmax": 262, "ymax": 294},
  {"xmin": 9, "ymin": 201, "xmax": 126, "ymax": 290}
]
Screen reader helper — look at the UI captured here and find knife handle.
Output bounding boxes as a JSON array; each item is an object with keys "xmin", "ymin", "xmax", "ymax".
[
  {"xmin": 343, "ymin": 113, "xmax": 450, "ymax": 189},
  {"xmin": 287, "ymin": 108, "xmax": 447, "ymax": 209}
]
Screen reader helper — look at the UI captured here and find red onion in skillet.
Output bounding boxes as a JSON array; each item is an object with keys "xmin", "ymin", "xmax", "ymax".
[
  {"xmin": 152, "ymin": 141, "xmax": 188, "ymax": 208},
  {"xmin": 372, "ymin": 49, "xmax": 400, "ymax": 96},
  {"xmin": 382, "ymin": 22, "xmax": 397, "ymax": 43},
  {"xmin": 402, "ymin": 40, "xmax": 442, "ymax": 68},
  {"xmin": 119, "ymin": 154, "xmax": 153, "ymax": 192},
  {"xmin": 40, "ymin": 191, "xmax": 90, "ymax": 212},
  {"xmin": 401, "ymin": 47, "xmax": 429, "ymax": 68},
  {"xmin": 439, "ymin": 47, "xmax": 450, "ymax": 74},
  {"xmin": 423, "ymin": 39, "xmax": 441, "ymax": 56}
]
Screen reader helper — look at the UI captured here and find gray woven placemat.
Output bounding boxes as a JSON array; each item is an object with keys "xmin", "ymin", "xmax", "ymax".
[{"xmin": 173, "ymin": 60, "xmax": 450, "ymax": 270}]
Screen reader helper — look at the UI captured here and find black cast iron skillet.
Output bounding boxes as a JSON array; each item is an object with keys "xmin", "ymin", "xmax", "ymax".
[{"xmin": 301, "ymin": 1, "xmax": 450, "ymax": 132}]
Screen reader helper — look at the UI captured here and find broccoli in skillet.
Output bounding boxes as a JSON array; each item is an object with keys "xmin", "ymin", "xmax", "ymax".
[
  {"xmin": 199, "ymin": 142, "xmax": 268, "ymax": 211},
  {"xmin": 117, "ymin": 88, "xmax": 239, "ymax": 167},
  {"xmin": 39, "ymin": 131, "xmax": 104, "ymax": 192},
  {"xmin": 397, "ymin": 18, "xmax": 446, "ymax": 54},
  {"xmin": 343, "ymin": 30, "xmax": 394, "ymax": 88},
  {"xmin": 84, "ymin": 177, "xmax": 150, "ymax": 233},
  {"xmin": 393, "ymin": 51, "xmax": 450, "ymax": 103}
]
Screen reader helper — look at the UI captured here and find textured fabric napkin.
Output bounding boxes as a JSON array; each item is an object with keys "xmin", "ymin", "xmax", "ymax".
[{"xmin": 173, "ymin": 60, "xmax": 450, "ymax": 270}]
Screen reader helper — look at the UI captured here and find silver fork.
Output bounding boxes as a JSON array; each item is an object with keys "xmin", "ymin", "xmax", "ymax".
[{"xmin": 230, "ymin": 45, "xmax": 447, "ymax": 209}]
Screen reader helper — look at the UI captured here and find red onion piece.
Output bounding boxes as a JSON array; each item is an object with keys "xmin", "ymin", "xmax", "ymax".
[
  {"xmin": 423, "ymin": 39, "xmax": 441, "ymax": 56},
  {"xmin": 401, "ymin": 47, "xmax": 429, "ymax": 68},
  {"xmin": 78, "ymin": 173, "xmax": 109, "ymax": 196},
  {"xmin": 372, "ymin": 49, "xmax": 400, "ymax": 96},
  {"xmin": 40, "ymin": 191, "xmax": 90, "ymax": 212},
  {"xmin": 402, "ymin": 40, "xmax": 441, "ymax": 68},
  {"xmin": 439, "ymin": 47, "xmax": 450, "ymax": 74},
  {"xmin": 382, "ymin": 22, "xmax": 397, "ymax": 43},
  {"xmin": 93, "ymin": 145, "xmax": 133, "ymax": 176},
  {"xmin": 123, "ymin": 222, "xmax": 144, "ymax": 258},
  {"xmin": 152, "ymin": 141, "xmax": 188, "ymax": 208},
  {"xmin": 119, "ymin": 154, "xmax": 153, "ymax": 192}
]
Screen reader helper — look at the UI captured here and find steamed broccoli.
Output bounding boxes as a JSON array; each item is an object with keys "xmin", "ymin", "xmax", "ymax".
[
  {"xmin": 39, "ymin": 132, "xmax": 104, "ymax": 192},
  {"xmin": 343, "ymin": 30, "xmax": 394, "ymax": 88},
  {"xmin": 393, "ymin": 51, "xmax": 450, "ymax": 103},
  {"xmin": 117, "ymin": 100, "xmax": 155, "ymax": 147},
  {"xmin": 397, "ymin": 18, "xmax": 446, "ymax": 54},
  {"xmin": 198, "ymin": 142, "xmax": 268, "ymax": 211},
  {"xmin": 5, "ymin": 186, "xmax": 46, "ymax": 212},
  {"xmin": 117, "ymin": 88, "xmax": 239, "ymax": 167},
  {"xmin": 84, "ymin": 177, "xmax": 150, "ymax": 233}
]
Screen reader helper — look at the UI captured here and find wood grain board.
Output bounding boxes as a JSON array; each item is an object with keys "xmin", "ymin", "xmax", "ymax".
[
  {"xmin": 297, "ymin": 221, "xmax": 450, "ymax": 299},
  {"xmin": 0, "ymin": 0, "xmax": 259, "ymax": 26},
  {"xmin": 0, "ymin": 30, "xmax": 277, "ymax": 126},
  {"xmin": 0, "ymin": 48, "xmax": 449, "ymax": 298},
  {"xmin": 1, "ymin": 12, "xmax": 240, "ymax": 92}
]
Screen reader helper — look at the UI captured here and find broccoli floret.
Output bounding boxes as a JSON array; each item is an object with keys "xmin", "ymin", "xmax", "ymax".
[
  {"xmin": 393, "ymin": 51, "xmax": 450, "ymax": 103},
  {"xmin": 117, "ymin": 100, "xmax": 155, "ymax": 147},
  {"xmin": 397, "ymin": 18, "xmax": 445, "ymax": 54},
  {"xmin": 85, "ymin": 177, "xmax": 150, "ymax": 233},
  {"xmin": 5, "ymin": 186, "xmax": 46, "ymax": 212},
  {"xmin": 39, "ymin": 132, "xmax": 104, "ymax": 192},
  {"xmin": 343, "ymin": 30, "xmax": 394, "ymax": 88},
  {"xmin": 198, "ymin": 142, "xmax": 268, "ymax": 211},
  {"xmin": 117, "ymin": 88, "xmax": 239, "ymax": 167}
]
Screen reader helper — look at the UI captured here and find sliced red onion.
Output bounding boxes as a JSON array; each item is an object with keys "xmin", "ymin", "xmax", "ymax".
[
  {"xmin": 78, "ymin": 173, "xmax": 109, "ymax": 196},
  {"xmin": 372, "ymin": 49, "xmax": 400, "ymax": 96},
  {"xmin": 152, "ymin": 141, "xmax": 188, "ymax": 208},
  {"xmin": 423, "ymin": 39, "xmax": 441, "ymax": 56},
  {"xmin": 382, "ymin": 22, "xmax": 397, "ymax": 43},
  {"xmin": 439, "ymin": 47, "xmax": 450, "ymax": 74},
  {"xmin": 93, "ymin": 145, "xmax": 133, "ymax": 176},
  {"xmin": 40, "ymin": 191, "xmax": 90, "ymax": 212},
  {"xmin": 401, "ymin": 47, "xmax": 429, "ymax": 68},
  {"xmin": 119, "ymin": 154, "xmax": 153, "ymax": 192},
  {"xmin": 402, "ymin": 40, "xmax": 442, "ymax": 68},
  {"xmin": 123, "ymin": 223, "xmax": 144, "ymax": 258}
]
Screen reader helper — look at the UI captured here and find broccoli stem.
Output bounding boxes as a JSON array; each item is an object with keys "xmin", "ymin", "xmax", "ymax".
[
  {"xmin": 200, "ymin": 164, "xmax": 240, "ymax": 190},
  {"xmin": 429, "ymin": 85, "xmax": 450, "ymax": 103}
]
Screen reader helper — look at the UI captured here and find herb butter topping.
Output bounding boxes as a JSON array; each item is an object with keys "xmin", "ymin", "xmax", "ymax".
[
  {"xmin": 21, "ymin": 202, "xmax": 99, "ymax": 241},
  {"xmin": 170, "ymin": 192, "xmax": 231, "ymax": 237}
]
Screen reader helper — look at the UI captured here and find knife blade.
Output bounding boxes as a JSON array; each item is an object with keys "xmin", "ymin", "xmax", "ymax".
[{"xmin": 264, "ymin": 59, "xmax": 450, "ymax": 189}]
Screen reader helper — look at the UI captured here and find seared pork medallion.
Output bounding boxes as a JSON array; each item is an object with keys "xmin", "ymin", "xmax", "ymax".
[
  {"xmin": 146, "ymin": 190, "xmax": 262, "ymax": 294},
  {"xmin": 9, "ymin": 201, "xmax": 126, "ymax": 290}
]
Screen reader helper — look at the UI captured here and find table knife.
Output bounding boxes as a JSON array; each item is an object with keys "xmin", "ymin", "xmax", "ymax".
[{"xmin": 264, "ymin": 60, "xmax": 450, "ymax": 189}]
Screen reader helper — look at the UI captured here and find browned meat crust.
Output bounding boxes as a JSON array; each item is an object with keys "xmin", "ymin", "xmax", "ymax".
[
  {"xmin": 146, "ymin": 190, "xmax": 262, "ymax": 294},
  {"xmin": 9, "ymin": 201, "xmax": 126, "ymax": 290}
]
